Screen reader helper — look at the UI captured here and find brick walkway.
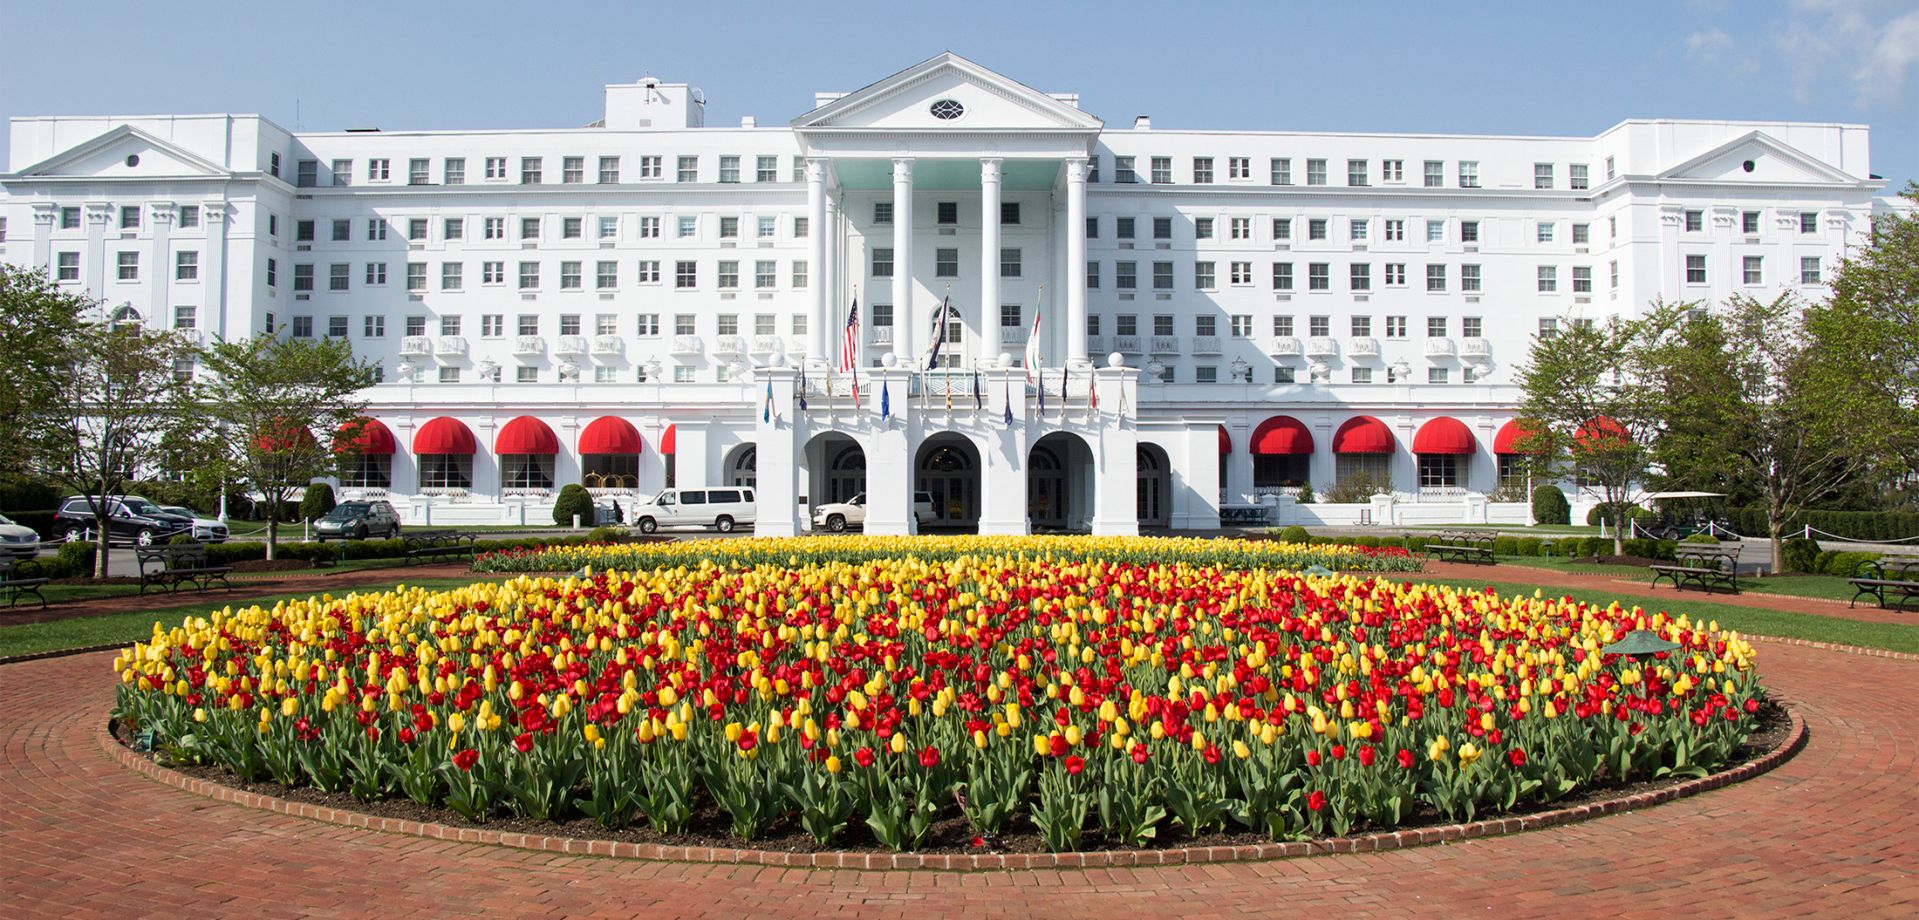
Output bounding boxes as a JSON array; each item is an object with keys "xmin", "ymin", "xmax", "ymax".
[{"xmin": 3, "ymin": 638, "xmax": 1916, "ymax": 918}]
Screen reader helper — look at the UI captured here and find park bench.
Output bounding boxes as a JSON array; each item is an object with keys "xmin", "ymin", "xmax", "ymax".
[
  {"xmin": 1648, "ymin": 546, "xmax": 1741, "ymax": 595},
  {"xmin": 402, "ymin": 530, "xmax": 477, "ymax": 566},
  {"xmin": 1847, "ymin": 557, "xmax": 1919, "ymax": 611},
  {"xmin": 1423, "ymin": 530, "xmax": 1497, "ymax": 565},
  {"xmin": 0, "ymin": 556, "xmax": 49, "ymax": 609},
  {"xmin": 135, "ymin": 544, "xmax": 234, "ymax": 596}
]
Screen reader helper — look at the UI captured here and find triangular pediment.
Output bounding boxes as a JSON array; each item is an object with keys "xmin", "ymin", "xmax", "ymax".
[
  {"xmin": 1656, "ymin": 131, "xmax": 1857, "ymax": 184},
  {"xmin": 793, "ymin": 53, "xmax": 1101, "ymax": 132},
  {"xmin": 14, "ymin": 125, "xmax": 230, "ymax": 179}
]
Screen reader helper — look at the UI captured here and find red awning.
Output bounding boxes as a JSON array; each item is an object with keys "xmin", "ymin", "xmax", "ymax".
[
  {"xmin": 1332, "ymin": 416, "xmax": 1395, "ymax": 454},
  {"xmin": 1412, "ymin": 417, "xmax": 1476, "ymax": 455},
  {"xmin": 579, "ymin": 416, "xmax": 643, "ymax": 455},
  {"xmin": 1250, "ymin": 416, "xmax": 1314, "ymax": 455},
  {"xmin": 1218, "ymin": 424, "xmax": 1232, "ymax": 454},
  {"xmin": 253, "ymin": 423, "xmax": 316, "ymax": 453},
  {"xmin": 495, "ymin": 416, "xmax": 558, "ymax": 455},
  {"xmin": 1575, "ymin": 415, "xmax": 1629, "ymax": 450},
  {"xmin": 339, "ymin": 418, "xmax": 396, "ymax": 456},
  {"xmin": 413, "ymin": 417, "xmax": 476, "ymax": 455},
  {"xmin": 1492, "ymin": 419, "xmax": 1542, "ymax": 455},
  {"xmin": 659, "ymin": 424, "xmax": 677, "ymax": 456}
]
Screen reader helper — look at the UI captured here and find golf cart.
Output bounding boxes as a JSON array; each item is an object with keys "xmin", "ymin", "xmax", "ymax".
[{"xmin": 1639, "ymin": 491, "xmax": 1740, "ymax": 541}]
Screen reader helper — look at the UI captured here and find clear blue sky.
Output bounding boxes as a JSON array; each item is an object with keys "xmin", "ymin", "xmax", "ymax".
[{"xmin": 3, "ymin": 0, "xmax": 1914, "ymax": 191}]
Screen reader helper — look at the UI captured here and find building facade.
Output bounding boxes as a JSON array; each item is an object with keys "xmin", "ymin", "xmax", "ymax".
[{"xmin": 0, "ymin": 53, "xmax": 1892, "ymax": 534}]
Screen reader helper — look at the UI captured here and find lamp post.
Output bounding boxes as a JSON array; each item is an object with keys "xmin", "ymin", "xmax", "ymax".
[{"xmin": 1598, "ymin": 630, "xmax": 1680, "ymax": 659}]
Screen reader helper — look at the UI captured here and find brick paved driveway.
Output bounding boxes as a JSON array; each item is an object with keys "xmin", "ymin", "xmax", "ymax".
[{"xmin": 3, "ymin": 638, "xmax": 1915, "ymax": 918}]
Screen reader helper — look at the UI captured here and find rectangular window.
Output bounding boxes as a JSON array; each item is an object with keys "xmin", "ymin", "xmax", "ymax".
[
  {"xmin": 1572, "ymin": 223, "xmax": 1589, "ymax": 244},
  {"xmin": 1684, "ymin": 210, "xmax": 1703, "ymax": 232},
  {"xmin": 292, "ymin": 262, "xmax": 314, "ymax": 291},
  {"xmin": 1382, "ymin": 159, "xmax": 1403, "ymax": 182},
  {"xmin": 1801, "ymin": 256, "xmax": 1822, "ymax": 284},
  {"xmin": 1308, "ymin": 263, "xmax": 1330, "ymax": 290},
  {"xmin": 1428, "ymin": 367, "xmax": 1449, "ymax": 385},
  {"xmin": 1800, "ymin": 212, "xmax": 1818, "ymax": 234},
  {"xmin": 1226, "ymin": 217, "xmax": 1249, "ymax": 240},
  {"xmin": 1308, "ymin": 316, "xmax": 1330, "ymax": 337},
  {"xmin": 1743, "ymin": 256, "xmax": 1763, "ymax": 285},
  {"xmin": 405, "ymin": 316, "xmax": 426, "ymax": 337},
  {"xmin": 1347, "ymin": 159, "xmax": 1369, "ymax": 186},
  {"xmin": 1384, "ymin": 263, "xmax": 1406, "ymax": 286},
  {"xmin": 404, "ymin": 218, "xmax": 426, "ymax": 242},
  {"xmin": 637, "ymin": 216, "xmax": 660, "ymax": 239},
  {"xmin": 1001, "ymin": 202, "xmax": 1021, "ymax": 225},
  {"xmin": 1306, "ymin": 159, "xmax": 1327, "ymax": 185},
  {"xmin": 636, "ymin": 313, "xmax": 660, "ymax": 336},
  {"xmin": 1086, "ymin": 260, "xmax": 1099, "ymax": 289},
  {"xmin": 1537, "ymin": 266, "xmax": 1558, "ymax": 292},
  {"xmin": 1536, "ymin": 223, "xmax": 1554, "ymax": 243},
  {"xmin": 1196, "ymin": 366, "xmax": 1218, "ymax": 384},
  {"xmin": 676, "ymin": 261, "xmax": 697, "ymax": 288},
  {"xmin": 1610, "ymin": 260, "xmax": 1619, "ymax": 289},
  {"xmin": 60, "ymin": 207, "xmax": 81, "ymax": 229},
  {"xmin": 1350, "ymin": 219, "xmax": 1369, "ymax": 242},
  {"xmin": 1385, "ymin": 316, "xmax": 1407, "ymax": 338},
  {"xmin": 677, "ymin": 155, "xmax": 698, "ymax": 182},
  {"xmin": 1116, "ymin": 216, "xmax": 1135, "ymax": 239},
  {"xmin": 1383, "ymin": 219, "xmax": 1404, "ymax": 241},
  {"xmin": 562, "ymin": 217, "xmax": 583, "ymax": 239},
  {"xmin": 755, "ymin": 260, "xmax": 776, "ymax": 289},
  {"xmin": 368, "ymin": 159, "xmax": 390, "ymax": 181},
  {"xmin": 1426, "ymin": 264, "xmax": 1446, "ymax": 291},
  {"xmin": 292, "ymin": 316, "xmax": 313, "ymax": 338},
  {"xmin": 1151, "ymin": 156, "xmax": 1172, "ymax": 184},
  {"xmin": 872, "ymin": 304, "xmax": 893, "ymax": 328},
  {"xmin": 872, "ymin": 247, "xmax": 893, "ymax": 278},
  {"xmin": 560, "ymin": 261, "xmax": 583, "ymax": 289},
  {"xmin": 1427, "ymin": 316, "xmax": 1448, "ymax": 338},
  {"xmin": 717, "ymin": 314, "xmax": 739, "ymax": 335},
  {"xmin": 718, "ymin": 156, "xmax": 741, "ymax": 183},
  {"xmin": 676, "ymin": 216, "xmax": 696, "ymax": 238},
  {"xmin": 1572, "ymin": 266, "xmax": 1592, "ymax": 293},
  {"xmin": 330, "ymin": 159, "xmax": 352, "ymax": 186},
  {"xmin": 794, "ymin": 216, "xmax": 808, "ymax": 238},
  {"xmin": 1231, "ymin": 314, "xmax": 1252, "ymax": 336},
  {"xmin": 1462, "ymin": 316, "xmax": 1483, "ymax": 338},
  {"xmin": 1686, "ymin": 254, "xmax": 1707, "ymax": 284},
  {"xmin": 1270, "ymin": 157, "xmax": 1291, "ymax": 185},
  {"xmin": 1569, "ymin": 163, "xmax": 1589, "ymax": 189},
  {"xmin": 518, "ymin": 261, "xmax": 540, "ymax": 289},
  {"xmin": 174, "ymin": 251, "xmax": 199, "ymax": 281},
  {"xmin": 597, "ymin": 156, "xmax": 620, "ymax": 184},
  {"xmin": 935, "ymin": 248, "xmax": 959, "ymax": 277},
  {"xmin": 296, "ymin": 219, "xmax": 316, "ymax": 242},
  {"xmin": 558, "ymin": 314, "xmax": 582, "ymax": 336},
  {"xmin": 1116, "ymin": 315, "xmax": 1136, "ymax": 336},
  {"xmin": 1154, "ymin": 315, "xmax": 1176, "ymax": 337},
  {"xmin": 481, "ymin": 261, "xmax": 503, "ymax": 285},
  {"xmin": 756, "ymin": 155, "xmax": 778, "ymax": 182},
  {"xmin": 436, "ymin": 262, "xmax": 459, "ymax": 290},
  {"xmin": 1230, "ymin": 261, "xmax": 1251, "ymax": 285},
  {"xmin": 520, "ymin": 157, "xmax": 542, "ymax": 184},
  {"xmin": 639, "ymin": 155, "xmax": 662, "ymax": 179},
  {"xmin": 1152, "ymin": 261, "xmax": 1173, "ymax": 290},
  {"xmin": 718, "ymin": 216, "xmax": 739, "ymax": 239},
  {"xmin": 1153, "ymin": 217, "xmax": 1172, "ymax": 239},
  {"xmin": 1742, "ymin": 211, "xmax": 1761, "ymax": 234},
  {"xmin": 1228, "ymin": 156, "xmax": 1250, "ymax": 179},
  {"xmin": 296, "ymin": 159, "xmax": 318, "ymax": 187},
  {"xmin": 1116, "ymin": 261, "xmax": 1137, "ymax": 290},
  {"xmin": 324, "ymin": 218, "xmax": 346, "ymax": 242},
  {"xmin": 936, "ymin": 201, "xmax": 958, "ymax": 225},
  {"xmin": 793, "ymin": 260, "xmax": 809, "ymax": 288},
  {"xmin": 1308, "ymin": 219, "xmax": 1327, "ymax": 241},
  {"xmin": 1195, "ymin": 261, "xmax": 1215, "ymax": 289},
  {"xmin": 484, "ymin": 157, "xmax": 507, "ymax": 180},
  {"xmin": 365, "ymin": 218, "xmax": 387, "ymax": 241},
  {"xmin": 1458, "ymin": 161, "xmax": 1479, "ymax": 188},
  {"xmin": 637, "ymin": 260, "xmax": 660, "ymax": 283},
  {"xmin": 1002, "ymin": 248, "xmax": 1023, "ymax": 278},
  {"xmin": 444, "ymin": 217, "xmax": 464, "ymax": 241},
  {"xmin": 1460, "ymin": 220, "xmax": 1479, "ymax": 243},
  {"xmin": 1534, "ymin": 163, "xmax": 1554, "ymax": 189},
  {"xmin": 364, "ymin": 315, "xmax": 385, "ymax": 337},
  {"xmin": 1272, "ymin": 262, "xmax": 1293, "ymax": 290},
  {"xmin": 1273, "ymin": 218, "xmax": 1292, "ymax": 240},
  {"xmin": 516, "ymin": 314, "xmax": 539, "ymax": 337},
  {"xmin": 1426, "ymin": 220, "xmax": 1445, "ymax": 243},
  {"xmin": 599, "ymin": 216, "xmax": 619, "ymax": 239},
  {"xmin": 1192, "ymin": 157, "xmax": 1214, "ymax": 183},
  {"xmin": 1349, "ymin": 263, "xmax": 1370, "ymax": 291},
  {"xmin": 409, "ymin": 158, "xmax": 430, "ymax": 185},
  {"xmin": 330, "ymin": 263, "xmax": 351, "ymax": 291},
  {"xmin": 1273, "ymin": 316, "xmax": 1294, "ymax": 337},
  {"xmin": 1424, "ymin": 160, "xmax": 1444, "ymax": 187},
  {"xmin": 1351, "ymin": 367, "xmax": 1372, "ymax": 384},
  {"xmin": 597, "ymin": 260, "xmax": 618, "ymax": 289},
  {"xmin": 873, "ymin": 202, "xmax": 892, "ymax": 224},
  {"xmin": 405, "ymin": 262, "xmax": 425, "ymax": 291},
  {"xmin": 364, "ymin": 262, "xmax": 387, "ymax": 286},
  {"xmin": 444, "ymin": 157, "xmax": 465, "ymax": 185},
  {"xmin": 178, "ymin": 206, "xmax": 199, "ymax": 228},
  {"xmin": 1115, "ymin": 156, "xmax": 1137, "ymax": 184},
  {"xmin": 1461, "ymin": 263, "xmax": 1481, "ymax": 292},
  {"xmin": 1195, "ymin": 217, "xmax": 1214, "ymax": 240}
]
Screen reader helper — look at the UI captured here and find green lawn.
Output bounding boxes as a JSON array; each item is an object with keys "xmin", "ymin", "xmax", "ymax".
[
  {"xmin": 1409, "ymin": 576, "xmax": 1919, "ymax": 655},
  {"xmin": 0, "ymin": 575, "xmax": 507, "ymax": 659},
  {"xmin": 1471, "ymin": 556, "xmax": 1868, "ymax": 603}
]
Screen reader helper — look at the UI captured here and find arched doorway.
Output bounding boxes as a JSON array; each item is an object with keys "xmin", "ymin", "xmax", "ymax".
[
  {"xmin": 1028, "ymin": 431, "xmax": 1095, "ymax": 532},
  {"xmin": 802, "ymin": 432, "xmax": 866, "ymax": 509},
  {"xmin": 1136, "ymin": 444, "xmax": 1171, "ymax": 528},
  {"xmin": 915, "ymin": 433, "xmax": 981, "ymax": 532},
  {"xmin": 724, "ymin": 444, "xmax": 758, "ymax": 489}
]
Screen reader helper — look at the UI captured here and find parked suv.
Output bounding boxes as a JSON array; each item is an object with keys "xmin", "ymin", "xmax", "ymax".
[
  {"xmin": 812, "ymin": 492, "xmax": 935, "ymax": 532},
  {"xmin": 53, "ymin": 496, "xmax": 193, "ymax": 546},
  {"xmin": 313, "ymin": 500, "xmax": 402, "ymax": 541},
  {"xmin": 629, "ymin": 488, "xmax": 756, "ymax": 534},
  {"xmin": 0, "ymin": 513, "xmax": 41, "ymax": 559}
]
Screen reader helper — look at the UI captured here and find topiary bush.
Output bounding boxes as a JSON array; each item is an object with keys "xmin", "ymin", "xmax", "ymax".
[
  {"xmin": 552, "ymin": 484, "xmax": 595, "ymax": 527},
  {"xmin": 299, "ymin": 482, "xmax": 337, "ymax": 522},
  {"xmin": 1279, "ymin": 525, "xmax": 1311, "ymax": 544},
  {"xmin": 1780, "ymin": 537, "xmax": 1820, "ymax": 574},
  {"xmin": 1530, "ymin": 485, "xmax": 1570, "ymax": 526}
]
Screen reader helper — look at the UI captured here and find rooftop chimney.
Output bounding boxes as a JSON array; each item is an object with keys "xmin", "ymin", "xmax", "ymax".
[{"xmin": 1133, "ymin": 115, "xmax": 1151, "ymax": 131}]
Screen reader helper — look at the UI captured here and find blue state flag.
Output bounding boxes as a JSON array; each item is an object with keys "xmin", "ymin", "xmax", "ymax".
[
  {"xmin": 763, "ymin": 379, "xmax": 773, "ymax": 423},
  {"xmin": 881, "ymin": 380, "xmax": 891, "ymax": 420}
]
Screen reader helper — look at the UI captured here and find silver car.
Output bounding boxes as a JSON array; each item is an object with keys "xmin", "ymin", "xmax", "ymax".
[
  {"xmin": 0, "ymin": 513, "xmax": 40, "ymax": 559},
  {"xmin": 159, "ymin": 506, "xmax": 229, "ymax": 543}
]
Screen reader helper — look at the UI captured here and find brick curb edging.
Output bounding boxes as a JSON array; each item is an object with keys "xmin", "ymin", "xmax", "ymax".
[{"xmin": 98, "ymin": 706, "xmax": 1807, "ymax": 872}]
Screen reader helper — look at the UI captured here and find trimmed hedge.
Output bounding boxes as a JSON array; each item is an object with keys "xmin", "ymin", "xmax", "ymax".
[
  {"xmin": 1531, "ymin": 485, "xmax": 1570, "ymax": 526},
  {"xmin": 1730, "ymin": 507, "xmax": 1919, "ymax": 542},
  {"xmin": 1823, "ymin": 551, "xmax": 1882, "ymax": 578},
  {"xmin": 1279, "ymin": 525, "xmax": 1311, "ymax": 544}
]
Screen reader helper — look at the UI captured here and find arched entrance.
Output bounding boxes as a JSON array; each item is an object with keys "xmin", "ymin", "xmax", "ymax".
[
  {"xmin": 1028, "ymin": 431, "xmax": 1095, "ymax": 532},
  {"xmin": 915, "ymin": 433, "xmax": 980, "ymax": 532},
  {"xmin": 724, "ymin": 444, "xmax": 758, "ymax": 488},
  {"xmin": 1136, "ymin": 443, "xmax": 1171, "ymax": 528},
  {"xmin": 802, "ymin": 432, "xmax": 866, "ymax": 509}
]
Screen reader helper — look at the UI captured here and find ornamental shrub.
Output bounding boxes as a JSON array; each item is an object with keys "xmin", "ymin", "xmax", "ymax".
[
  {"xmin": 1813, "ymin": 550, "xmax": 1840, "ymax": 574},
  {"xmin": 1294, "ymin": 484, "xmax": 1316, "ymax": 505},
  {"xmin": 1824, "ymin": 551, "xmax": 1880, "ymax": 578},
  {"xmin": 587, "ymin": 526, "xmax": 627, "ymax": 544},
  {"xmin": 1279, "ymin": 525, "xmax": 1311, "ymax": 544},
  {"xmin": 553, "ymin": 484, "xmax": 595, "ymax": 528},
  {"xmin": 1406, "ymin": 536, "xmax": 1429, "ymax": 553},
  {"xmin": 1379, "ymin": 536, "xmax": 1407, "ymax": 549},
  {"xmin": 299, "ymin": 482, "xmax": 337, "ymax": 522},
  {"xmin": 1779, "ymin": 537, "xmax": 1820, "ymax": 574},
  {"xmin": 1530, "ymin": 485, "xmax": 1570, "ymax": 526},
  {"xmin": 1516, "ymin": 537, "xmax": 1543, "ymax": 557},
  {"xmin": 1493, "ymin": 536, "xmax": 1519, "ymax": 557},
  {"xmin": 167, "ymin": 532, "xmax": 199, "ymax": 545},
  {"xmin": 1681, "ymin": 533, "xmax": 1721, "ymax": 545},
  {"xmin": 1354, "ymin": 536, "xmax": 1381, "ymax": 549},
  {"xmin": 44, "ymin": 540, "xmax": 97, "ymax": 578},
  {"xmin": 1554, "ymin": 537, "xmax": 1583, "ymax": 558},
  {"xmin": 1578, "ymin": 537, "xmax": 1607, "ymax": 558}
]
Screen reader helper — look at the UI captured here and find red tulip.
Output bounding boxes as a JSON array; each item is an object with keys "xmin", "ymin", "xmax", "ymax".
[
  {"xmin": 453, "ymin": 748, "xmax": 480, "ymax": 771},
  {"xmin": 918, "ymin": 745, "xmax": 940, "ymax": 768},
  {"xmin": 1307, "ymin": 790, "xmax": 1327, "ymax": 812},
  {"xmin": 1358, "ymin": 745, "xmax": 1376, "ymax": 767},
  {"xmin": 1306, "ymin": 750, "xmax": 1322, "ymax": 767},
  {"xmin": 854, "ymin": 747, "xmax": 875, "ymax": 768},
  {"xmin": 1397, "ymin": 748, "xmax": 1415, "ymax": 769},
  {"xmin": 1064, "ymin": 755, "xmax": 1085, "ymax": 775},
  {"xmin": 1507, "ymin": 748, "xmax": 1526, "ymax": 767},
  {"xmin": 1130, "ymin": 743, "xmax": 1149, "ymax": 765}
]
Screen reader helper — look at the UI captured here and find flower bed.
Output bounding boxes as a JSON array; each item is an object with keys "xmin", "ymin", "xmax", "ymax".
[
  {"xmin": 112, "ymin": 543, "xmax": 1762, "ymax": 852},
  {"xmin": 471, "ymin": 534, "xmax": 1422, "ymax": 576}
]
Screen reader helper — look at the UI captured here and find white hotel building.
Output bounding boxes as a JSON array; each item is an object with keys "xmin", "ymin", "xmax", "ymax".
[{"xmin": 0, "ymin": 53, "xmax": 1893, "ymax": 535}]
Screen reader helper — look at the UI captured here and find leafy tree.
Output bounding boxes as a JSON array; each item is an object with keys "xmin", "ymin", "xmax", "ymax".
[
  {"xmin": 21, "ymin": 318, "xmax": 195, "ymax": 577},
  {"xmin": 0, "ymin": 266, "xmax": 87, "ymax": 490},
  {"xmin": 1513, "ymin": 314, "xmax": 1662, "ymax": 554},
  {"xmin": 194, "ymin": 335, "xmax": 374, "ymax": 559},
  {"xmin": 1820, "ymin": 181, "xmax": 1919, "ymax": 494}
]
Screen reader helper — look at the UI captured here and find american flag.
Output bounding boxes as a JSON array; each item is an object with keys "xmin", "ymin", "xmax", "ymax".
[{"xmin": 841, "ymin": 297, "xmax": 861, "ymax": 406}]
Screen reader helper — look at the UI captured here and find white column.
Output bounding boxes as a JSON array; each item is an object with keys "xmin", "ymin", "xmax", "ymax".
[
  {"xmin": 978, "ymin": 367, "xmax": 1029, "ymax": 536},
  {"xmin": 1090, "ymin": 362, "xmax": 1139, "ymax": 536},
  {"xmin": 200, "ymin": 202, "xmax": 230, "ymax": 341},
  {"xmin": 754, "ymin": 367, "xmax": 802, "ymax": 537},
  {"xmin": 978, "ymin": 158, "xmax": 1003, "ymax": 366},
  {"xmin": 1064, "ymin": 158, "xmax": 1089, "ymax": 366},
  {"xmin": 891, "ymin": 158, "xmax": 916, "ymax": 365},
  {"xmin": 146, "ymin": 202, "xmax": 174, "ymax": 322},
  {"xmin": 29, "ymin": 204, "xmax": 55, "ymax": 272},
  {"xmin": 805, "ymin": 158, "xmax": 829, "ymax": 364}
]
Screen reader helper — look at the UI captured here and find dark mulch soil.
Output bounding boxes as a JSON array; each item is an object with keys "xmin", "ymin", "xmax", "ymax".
[
  {"xmin": 124, "ymin": 701, "xmax": 1793, "ymax": 856},
  {"xmin": 228, "ymin": 559, "xmax": 317, "ymax": 574}
]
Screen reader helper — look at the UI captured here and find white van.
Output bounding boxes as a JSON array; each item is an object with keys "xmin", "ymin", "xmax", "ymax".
[{"xmin": 630, "ymin": 488, "xmax": 756, "ymax": 534}]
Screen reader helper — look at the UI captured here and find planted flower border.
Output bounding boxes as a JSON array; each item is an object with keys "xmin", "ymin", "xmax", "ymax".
[{"xmin": 112, "ymin": 537, "xmax": 1768, "ymax": 857}]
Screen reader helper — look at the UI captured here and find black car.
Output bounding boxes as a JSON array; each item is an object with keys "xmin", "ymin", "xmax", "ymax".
[
  {"xmin": 53, "ymin": 495, "xmax": 194, "ymax": 547},
  {"xmin": 313, "ymin": 500, "xmax": 402, "ymax": 541}
]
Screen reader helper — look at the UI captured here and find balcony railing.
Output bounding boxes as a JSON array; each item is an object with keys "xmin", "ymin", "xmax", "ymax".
[
  {"xmin": 591, "ymin": 334, "xmax": 624, "ymax": 356},
  {"xmin": 1305, "ymin": 336, "xmax": 1339, "ymax": 357},
  {"xmin": 1001, "ymin": 327, "xmax": 1029, "ymax": 348},
  {"xmin": 399, "ymin": 336, "xmax": 433, "ymax": 356},
  {"xmin": 1113, "ymin": 334, "xmax": 1143, "ymax": 353},
  {"xmin": 750, "ymin": 334, "xmax": 782, "ymax": 354},
  {"xmin": 1083, "ymin": 334, "xmax": 1105, "ymax": 354},
  {"xmin": 1191, "ymin": 335, "xmax": 1221, "ymax": 355},
  {"xmin": 670, "ymin": 335, "xmax": 703, "ymax": 355},
  {"xmin": 512, "ymin": 335, "xmax": 545, "ymax": 356},
  {"xmin": 1267, "ymin": 336, "xmax": 1302, "ymax": 357},
  {"xmin": 554, "ymin": 335, "xmax": 588, "ymax": 356},
  {"xmin": 1150, "ymin": 336, "xmax": 1181, "ymax": 355},
  {"xmin": 434, "ymin": 336, "xmax": 468, "ymax": 356},
  {"xmin": 1424, "ymin": 338, "xmax": 1458, "ymax": 358},
  {"xmin": 1347, "ymin": 336, "xmax": 1380, "ymax": 357},
  {"xmin": 866, "ymin": 326, "xmax": 894, "ymax": 347},
  {"xmin": 1460, "ymin": 337, "xmax": 1492, "ymax": 359},
  {"xmin": 714, "ymin": 334, "xmax": 747, "ymax": 356}
]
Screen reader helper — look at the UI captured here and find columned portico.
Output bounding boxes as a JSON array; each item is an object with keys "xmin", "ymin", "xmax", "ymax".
[
  {"xmin": 978, "ymin": 158, "xmax": 1002, "ymax": 364},
  {"xmin": 804, "ymin": 158, "xmax": 829, "ymax": 364},
  {"xmin": 891, "ymin": 158, "xmax": 916, "ymax": 365},
  {"xmin": 1064, "ymin": 157, "xmax": 1089, "ymax": 367}
]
